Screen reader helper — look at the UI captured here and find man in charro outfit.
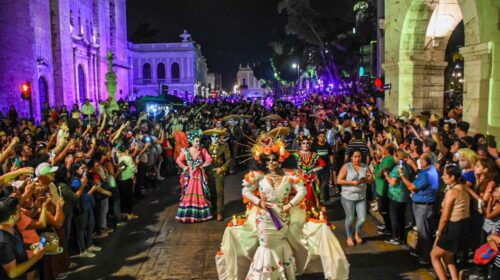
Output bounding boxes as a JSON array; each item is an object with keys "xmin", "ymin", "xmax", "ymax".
[
  {"xmin": 203, "ymin": 128, "xmax": 232, "ymax": 221},
  {"xmin": 224, "ymin": 115, "xmax": 241, "ymax": 174}
]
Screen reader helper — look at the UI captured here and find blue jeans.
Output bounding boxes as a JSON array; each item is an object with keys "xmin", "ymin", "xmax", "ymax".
[
  {"xmin": 74, "ymin": 209, "xmax": 95, "ymax": 253},
  {"xmin": 341, "ymin": 196, "xmax": 367, "ymax": 237},
  {"xmin": 412, "ymin": 203, "xmax": 435, "ymax": 262}
]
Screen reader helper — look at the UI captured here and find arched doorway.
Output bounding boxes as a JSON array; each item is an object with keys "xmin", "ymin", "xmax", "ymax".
[
  {"xmin": 38, "ymin": 77, "xmax": 49, "ymax": 113},
  {"xmin": 143, "ymin": 63, "xmax": 151, "ymax": 84},
  {"xmin": 78, "ymin": 65, "xmax": 86, "ymax": 104},
  {"xmin": 383, "ymin": 0, "xmax": 500, "ymax": 134},
  {"xmin": 171, "ymin": 62, "xmax": 180, "ymax": 82},
  {"xmin": 157, "ymin": 63, "xmax": 165, "ymax": 83}
]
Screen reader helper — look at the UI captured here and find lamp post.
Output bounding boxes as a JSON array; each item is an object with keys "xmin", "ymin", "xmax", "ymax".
[{"xmin": 292, "ymin": 63, "xmax": 300, "ymax": 90}]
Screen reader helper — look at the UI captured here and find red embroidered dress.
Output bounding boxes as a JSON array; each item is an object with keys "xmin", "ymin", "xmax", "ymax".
[
  {"xmin": 292, "ymin": 151, "xmax": 325, "ymax": 211},
  {"xmin": 175, "ymin": 147, "xmax": 213, "ymax": 222}
]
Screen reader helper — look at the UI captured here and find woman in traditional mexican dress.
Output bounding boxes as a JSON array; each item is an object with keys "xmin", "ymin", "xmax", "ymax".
[
  {"xmin": 292, "ymin": 135, "xmax": 325, "ymax": 213},
  {"xmin": 175, "ymin": 131, "xmax": 213, "ymax": 222},
  {"xmin": 216, "ymin": 128, "xmax": 349, "ymax": 280},
  {"xmin": 243, "ymin": 152, "xmax": 306, "ymax": 280}
]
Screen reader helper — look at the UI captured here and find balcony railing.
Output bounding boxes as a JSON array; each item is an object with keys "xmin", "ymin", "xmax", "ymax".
[{"xmin": 134, "ymin": 78, "xmax": 194, "ymax": 85}]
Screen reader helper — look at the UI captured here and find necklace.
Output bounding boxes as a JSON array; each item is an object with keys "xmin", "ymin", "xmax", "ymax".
[
  {"xmin": 267, "ymin": 171, "xmax": 283, "ymax": 188},
  {"xmin": 299, "ymin": 151, "xmax": 312, "ymax": 164}
]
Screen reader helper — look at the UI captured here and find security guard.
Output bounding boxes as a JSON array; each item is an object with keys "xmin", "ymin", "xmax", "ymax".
[{"xmin": 203, "ymin": 128, "xmax": 231, "ymax": 221}]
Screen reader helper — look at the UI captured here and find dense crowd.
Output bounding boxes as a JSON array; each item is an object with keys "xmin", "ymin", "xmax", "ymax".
[{"xmin": 0, "ymin": 92, "xmax": 499, "ymax": 279}]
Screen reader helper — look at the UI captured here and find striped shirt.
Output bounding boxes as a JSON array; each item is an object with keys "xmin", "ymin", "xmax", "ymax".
[
  {"xmin": 495, "ymin": 223, "xmax": 500, "ymax": 268},
  {"xmin": 345, "ymin": 140, "xmax": 370, "ymax": 162}
]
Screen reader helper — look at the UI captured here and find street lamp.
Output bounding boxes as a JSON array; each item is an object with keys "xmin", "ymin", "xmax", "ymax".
[{"xmin": 292, "ymin": 63, "xmax": 300, "ymax": 89}]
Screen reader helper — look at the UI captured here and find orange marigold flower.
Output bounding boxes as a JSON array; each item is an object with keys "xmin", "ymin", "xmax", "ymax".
[{"xmin": 216, "ymin": 250, "xmax": 224, "ymax": 256}]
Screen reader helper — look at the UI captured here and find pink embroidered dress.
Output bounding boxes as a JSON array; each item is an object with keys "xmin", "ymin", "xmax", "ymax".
[{"xmin": 175, "ymin": 147, "xmax": 213, "ymax": 222}]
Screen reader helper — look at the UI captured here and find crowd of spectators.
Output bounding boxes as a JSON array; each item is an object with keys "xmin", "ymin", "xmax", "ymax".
[{"xmin": 0, "ymin": 92, "xmax": 499, "ymax": 279}]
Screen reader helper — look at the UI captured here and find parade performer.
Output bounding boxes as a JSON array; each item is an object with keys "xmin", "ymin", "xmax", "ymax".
[
  {"xmin": 224, "ymin": 115, "xmax": 241, "ymax": 174},
  {"xmin": 203, "ymin": 128, "xmax": 232, "ymax": 221},
  {"xmin": 215, "ymin": 127, "xmax": 349, "ymax": 280},
  {"xmin": 175, "ymin": 130, "xmax": 213, "ymax": 222},
  {"xmin": 293, "ymin": 135, "xmax": 326, "ymax": 214}
]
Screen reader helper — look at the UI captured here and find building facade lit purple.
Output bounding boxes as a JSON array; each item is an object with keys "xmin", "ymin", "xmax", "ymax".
[{"xmin": 0, "ymin": 0, "xmax": 129, "ymax": 120}]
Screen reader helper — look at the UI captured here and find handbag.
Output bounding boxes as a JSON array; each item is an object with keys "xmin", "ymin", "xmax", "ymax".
[{"xmin": 474, "ymin": 242, "xmax": 498, "ymax": 265}]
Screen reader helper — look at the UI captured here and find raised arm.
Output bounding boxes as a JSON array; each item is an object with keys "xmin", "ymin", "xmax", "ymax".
[
  {"xmin": 242, "ymin": 172, "xmax": 262, "ymax": 205},
  {"xmin": 0, "ymin": 137, "xmax": 19, "ymax": 164}
]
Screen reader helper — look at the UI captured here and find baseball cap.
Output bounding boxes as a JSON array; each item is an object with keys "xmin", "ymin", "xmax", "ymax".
[{"xmin": 35, "ymin": 162, "xmax": 59, "ymax": 177}]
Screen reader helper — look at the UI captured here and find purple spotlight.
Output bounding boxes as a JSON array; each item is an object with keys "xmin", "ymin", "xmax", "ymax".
[{"xmin": 328, "ymin": 83, "xmax": 334, "ymax": 88}]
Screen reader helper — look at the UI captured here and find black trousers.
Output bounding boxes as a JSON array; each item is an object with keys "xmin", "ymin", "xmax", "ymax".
[
  {"xmin": 119, "ymin": 178, "xmax": 134, "ymax": 214},
  {"xmin": 389, "ymin": 200, "xmax": 407, "ymax": 240},
  {"xmin": 136, "ymin": 162, "xmax": 147, "ymax": 196},
  {"xmin": 378, "ymin": 194, "xmax": 392, "ymax": 231}
]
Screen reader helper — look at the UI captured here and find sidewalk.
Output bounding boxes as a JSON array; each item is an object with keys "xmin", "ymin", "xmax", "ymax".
[{"xmin": 68, "ymin": 172, "xmax": 436, "ymax": 279}]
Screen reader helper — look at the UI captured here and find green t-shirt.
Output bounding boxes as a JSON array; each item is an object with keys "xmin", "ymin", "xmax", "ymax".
[
  {"xmin": 374, "ymin": 156, "xmax": 395, "ymax": 196},
  {"xmin": 388, "ymin": 165, "xmax": 410, "ymax": 203}
]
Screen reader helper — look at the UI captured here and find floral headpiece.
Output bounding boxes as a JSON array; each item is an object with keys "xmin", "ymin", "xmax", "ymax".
[
  {"xmin": 187, "ymin": 130, "xmax": 202, "ymax": 144},
  {"xmin": 297, "ymin": 135, "xmax": 314, "ymax": 145},
  {"xmin": 252, "ymin": 127, "xmax": 290, "ymax": 163}
]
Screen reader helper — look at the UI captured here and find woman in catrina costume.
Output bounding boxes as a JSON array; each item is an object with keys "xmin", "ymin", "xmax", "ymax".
[{"xmin": 292, "ymin": 135, "xmax": 326, "ymax": 214}]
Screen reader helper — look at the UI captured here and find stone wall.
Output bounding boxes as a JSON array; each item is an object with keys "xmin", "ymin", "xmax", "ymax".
[{"xmin": 0, "ymin": 0, "xmax": 36, "ymax": 118}]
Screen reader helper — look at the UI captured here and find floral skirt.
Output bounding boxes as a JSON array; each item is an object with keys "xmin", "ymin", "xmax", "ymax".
[{"xmin": 246, "ymin": 208, "xmax": 296, "ymax": 280}]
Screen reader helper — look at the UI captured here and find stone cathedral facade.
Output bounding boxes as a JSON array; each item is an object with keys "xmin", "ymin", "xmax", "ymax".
[
  {"xmin": 0, "ymin": 0, "xmax": 208, "ymax": 121},
  {"xmin": 0, "ymin": 0, "xmax": 129, "ymax": 120}
]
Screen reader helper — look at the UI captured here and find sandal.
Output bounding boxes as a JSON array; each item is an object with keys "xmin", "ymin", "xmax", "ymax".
[
  {"xmin": 347, "ymin": 238, "xmax": 355, "ymax": 247},
  {"xmin": 355, "ymin": 234, "xmax": 363, "ymax": 245}
]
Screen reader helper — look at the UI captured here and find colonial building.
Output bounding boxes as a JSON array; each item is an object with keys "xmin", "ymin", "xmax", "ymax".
[
  {"xmin": 0, "ymin": 0, "xmax": 129, "ymax": 120},
  {"xmin": 128, "ymin": 31, "xmax": 208, "ymax": 101},
  {"xmin": 383, "ymin": 0, "xmax": 500, "ymax": 135},
  {"xmin": 236, "ymin": 64, "xmax": 271, "ymax": 97},
  {"xmin": 207, "ymin": 73, "xmax": 222, "ymax": 91}
]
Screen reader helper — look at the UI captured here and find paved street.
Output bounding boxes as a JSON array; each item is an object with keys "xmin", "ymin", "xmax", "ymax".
[{"xmin": 69, "ymin": 172, "xmax": 435, "ymax": 280}]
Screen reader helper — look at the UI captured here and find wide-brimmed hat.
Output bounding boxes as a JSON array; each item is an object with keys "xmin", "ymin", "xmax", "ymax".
[
  {"xmin": 202, "ymin": 129, "xmax": 228, "ymax": 137},
  {"xmin": 35, "ymin": 162, "xmax": 59, "ymax": 177},
  {"xmin": 222, "ymin": 115, "xmax": 240, "ymax": 122},
  {"xmin": 267, "ymin": 127, "xmax": 290, "ymax": 138},
  {"xmin": 262, "ymin": 114, "xmax": 283, "ymax": 121}
]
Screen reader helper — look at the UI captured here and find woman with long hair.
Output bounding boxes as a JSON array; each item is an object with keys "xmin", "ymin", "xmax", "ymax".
[
  {"xmin": 337, "ymin": 148, "xmax": 374, "ymax": 246},
  {"xmin": 431, "ymin": 165, "xmax": 470, "ymax": 280},
  {"xmin": 292, "ymin": 135, "xmax": 325, "ymax": 213},
  {"xmin": 469, "ymin": 158, "xmax": 498, "ymax": 249},
  {"xmin": 175, "ymin": 131, "xmax": 213, "ymax": 222}
]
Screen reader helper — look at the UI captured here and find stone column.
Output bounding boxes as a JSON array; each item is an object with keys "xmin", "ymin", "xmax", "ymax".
[
  {"xmin": 460, "ymin": 42, "xmax": 492, "ymax": 134},
  {"xmin": 382, "ymin": 62, "xmax": 399, "ymax": 114}
]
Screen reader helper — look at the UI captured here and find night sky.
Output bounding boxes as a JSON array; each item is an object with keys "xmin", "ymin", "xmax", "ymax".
[{"xmin": 127, "ymin": 0, "xmax": 287, "ymax": 90}]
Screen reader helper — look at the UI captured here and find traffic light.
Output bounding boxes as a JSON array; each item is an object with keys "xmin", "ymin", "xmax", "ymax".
[
  {"xmin": 20, "ymin": 81, "xmax": 31, "ymax": 100},
  {"xmin": 373, "ymin": 77, "xmax": 385, "ymax": 99}
]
